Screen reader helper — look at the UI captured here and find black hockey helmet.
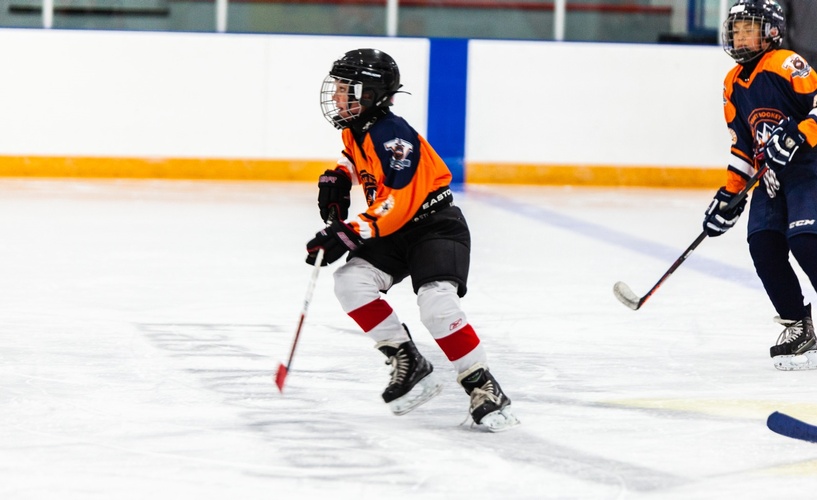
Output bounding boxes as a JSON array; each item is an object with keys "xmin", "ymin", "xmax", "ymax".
[
  {"xmin": 331, "ymin": 49, "xmax": 401, "ymax": 108},
  {"xmin": 320, "ymin": 48, "xmax": 401, "ymax": 129},
  {"xmin": 722, "ymin": 0, "xmax": 786, "ymax": 64}
]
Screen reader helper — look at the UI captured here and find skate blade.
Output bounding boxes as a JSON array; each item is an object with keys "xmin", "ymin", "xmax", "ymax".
[
  {"xmin": 478, "ymin": 406, "xmax": 521, "ymax": 432},
  {"xmin": 773, "ymin": 350, "xmax": 817, "ymax": 371},
  {"xmin": 389, "ymin": 374, "xmax": 443, "ymax": 416}
]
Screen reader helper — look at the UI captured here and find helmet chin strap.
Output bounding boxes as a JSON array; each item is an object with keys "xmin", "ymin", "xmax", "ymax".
[{"xmin": 331, "ymin": 115, "xmax": 346, "ymax": 130}]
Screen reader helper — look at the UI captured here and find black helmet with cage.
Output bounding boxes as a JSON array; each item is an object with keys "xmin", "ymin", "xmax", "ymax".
[
  {"xmin": 722, "ymin": 0, "xmax": 786, "ymax": 64},
  {"xmin": 320, "ymin": 48, "xmax": 402, "ymax": 130}
]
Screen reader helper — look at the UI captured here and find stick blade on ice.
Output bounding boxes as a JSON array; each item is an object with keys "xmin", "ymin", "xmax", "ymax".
[
  {"xmin": 613, "ymin": 281, "xmax": 641, "ymax": 310},
  {"xmin": 767, "ymin": 411, "xmax": 817, "ymax": 443},
  {"xmin": 274, "ymin": 363, "xmax": 288, "ymax": 392}
]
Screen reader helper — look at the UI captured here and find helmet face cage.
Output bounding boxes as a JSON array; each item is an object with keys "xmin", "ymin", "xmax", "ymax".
[
  {"xmin": 320, "ymin": 75, "xmax": 364, "ymax": 130},
  {"xmin": 319, "ymin": 49, "xmax": 401, "ymax": 130},
  {"xmin": 722, "ymin": 0, "xmax": 785, "ymax": 63}
]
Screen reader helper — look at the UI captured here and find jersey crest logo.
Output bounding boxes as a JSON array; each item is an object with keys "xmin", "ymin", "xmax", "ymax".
[
  {"xmin": 749, "ymin": 108, "xmax": 785, "ymax": 147},
  {"xmin": 756, "ymin": 121, "xmax": 780, "ymax": 147},
  {"xmin": 783, "ymin": 54, "xmax": 811, "ymax": 79},
  {"xmin": 383, "ymin": 138, "xmax": 414, "ymax": 171}
]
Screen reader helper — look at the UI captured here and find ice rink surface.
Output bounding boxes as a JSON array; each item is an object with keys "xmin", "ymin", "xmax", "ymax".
[{"xmin": 2, "ymin": 178, "xmax": 817, "ymax": 499}]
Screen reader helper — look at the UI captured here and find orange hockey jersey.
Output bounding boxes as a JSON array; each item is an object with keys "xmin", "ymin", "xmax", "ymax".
[{"xmin": 334, "ymin": 111, "xmax": 453, "ymax": 239}]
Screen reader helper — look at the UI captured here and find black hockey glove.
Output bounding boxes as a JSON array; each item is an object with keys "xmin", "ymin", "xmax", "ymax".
[
  {"xmin": 764, "ymin": 117, "xmax": 805, "ymax": 173},
  {"xmin": 317, "ymin": 169, "xmax": 352, "ymax": 223},
  {"xmin": 306, "ymin": 220, "xmax": 362, "ymax": 266},
  {"xmin": 703, "ymin": 186, "xmax": 746, "ymax": 237}
]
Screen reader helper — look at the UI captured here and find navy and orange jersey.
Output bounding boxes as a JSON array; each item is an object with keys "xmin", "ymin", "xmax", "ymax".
[
  {"xmin": 333, "ymin": 111, "xmax": 453, "ymax": 239},
  {"xmin": 723, "ymin": 49, "xmax": 817, "ymax": 193}
]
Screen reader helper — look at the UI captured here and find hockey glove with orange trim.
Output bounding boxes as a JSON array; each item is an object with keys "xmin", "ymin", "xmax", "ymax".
[
  {"xmin": 306, "ymin": 220, "xmax": 362, "ymax": 266},
  {"xmin": 317, "ymin": 169, "xmax": 352, "ymax": 223},
  {"xmin": 703, "ymin": 187, "xmax": 746, "ymax": 237}
]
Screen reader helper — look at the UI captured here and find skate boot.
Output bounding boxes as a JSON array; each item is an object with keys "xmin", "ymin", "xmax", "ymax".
[
  {"xmin": 771, "ymin": 304, "xmax": 817, "ymax": 371},
  {"xmin": 457, "ymin": 363, "xmax": 519, "ymax": 432},
  {"xmin": 375, "ymin": 328, "xmax": 442, "ymax": 415}
]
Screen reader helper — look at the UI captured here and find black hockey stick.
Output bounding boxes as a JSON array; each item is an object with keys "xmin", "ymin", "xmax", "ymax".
[
  {"xmin": 767, "ymin": 411, "xmax": 817, "ymax": 443},
  {"xmin": 613, "ymin": 165, "xmax": 768, "ymax": 311}
]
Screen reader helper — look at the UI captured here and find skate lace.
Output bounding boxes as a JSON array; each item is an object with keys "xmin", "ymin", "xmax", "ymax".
[
  {"xmin": 385, "ymin": 350, "xmax": 409, "ymax": 386},
  {"xmin": 777, "ymin": 321, "xmax": 804, "ymax": 346},
  {"xmin": 459, "ymin": 381, "xmax": 501, "ymax": 427},
  {"xmin": 469, "ymin": 381, "xmax": 500, "ymax": 411}
]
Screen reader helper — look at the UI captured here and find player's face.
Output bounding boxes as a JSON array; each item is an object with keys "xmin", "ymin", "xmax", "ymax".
[
  {"xmin": 333, "ymin": 81, "xmax": 363, "ymax": 119},
  {"xmin": 732, "ymin": 19, "xmax": 768, "ymax": 52}
]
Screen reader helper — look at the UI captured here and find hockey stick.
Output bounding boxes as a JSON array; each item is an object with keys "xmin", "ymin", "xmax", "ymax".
[
  {"xmin": 613, "ymin": 165, "xmax": 768, "ymax": 311},
  {"xmin": 274, "ymin": 247, "xmax": 325, "ymax": 392},
  {"xmin": 767, "ymin": 411, "xmax": 817, "ymax": 443}
]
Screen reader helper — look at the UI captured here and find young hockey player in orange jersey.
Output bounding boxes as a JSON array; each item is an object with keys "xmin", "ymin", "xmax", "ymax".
[
  {"xmin": 703, "ymin": 0, "xmax": 817, "ymax": 370},
  {"xmin": 304, "ymin": 48, "xmax": 518, "ymax": 431}
]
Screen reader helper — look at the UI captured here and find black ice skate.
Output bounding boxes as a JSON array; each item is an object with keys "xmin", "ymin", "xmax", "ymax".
[
  {"xmin": 457, "ymin": 363, "xmax": 519, "ymax": 432},
  {"xmin": 771, "ymin": 304, "xmax": 817, "ymax": 371},
  {"xmin": 376, "ymin": 333, "xmax": 442, "ymax": 415}
]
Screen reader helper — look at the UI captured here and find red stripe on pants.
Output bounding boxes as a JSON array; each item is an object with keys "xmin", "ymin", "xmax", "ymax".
[
  {"xmin": 347, "ymin": 298, "xmax": 394, "ymax": 333},
  {"xmin": 436, "ymin": 324, "xmax": 480, "ymax": 361}
]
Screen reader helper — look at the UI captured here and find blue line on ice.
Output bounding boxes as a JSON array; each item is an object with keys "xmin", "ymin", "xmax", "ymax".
[{"xmin": 472, "ymin": 190, "xmax": 761, "ymax": 290}]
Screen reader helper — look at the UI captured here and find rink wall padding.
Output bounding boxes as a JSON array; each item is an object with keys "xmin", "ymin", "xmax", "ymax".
[
  {"xmin": 0, "ymin": 157, "xmax": 328, "ymax": 181},
  {"xmin": 0, "ymin": 156, "xmax": 726, "ymax": 187},
  {"xmin": 466, "ymin": 163, "xmax": 726, "ymax": 187},
  {"xmin": 0, "ymin": 30, "xmax": 733, "ymax": 187}
]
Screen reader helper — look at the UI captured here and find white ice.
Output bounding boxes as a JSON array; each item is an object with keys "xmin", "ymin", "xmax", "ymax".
[{"xmin": 2, "ymin": 179, "xmax": 817, "ymax": 500}]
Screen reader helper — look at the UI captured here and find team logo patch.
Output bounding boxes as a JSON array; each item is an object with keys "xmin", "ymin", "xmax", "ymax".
[
  {"xmin": 383, "ymin": 138, "xmax": 414, "ymax": 171},
  {"xmin": 729, "ymin": 128, "xmax": 738, "ymax": 145},
  {"xmin": 749, "ymin": 108, "xmax": 785, "ymax": 146},
  {"xmin": 783, "ymin": 54, "xmax": 811, "ymax": 79},
  {"xmin": 374, "ymin": 195, "xmax": 395, "ymax": 216},
  {"xmin": 360, "ymin": 171, "xmax": 378, "ymax": 207}
]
